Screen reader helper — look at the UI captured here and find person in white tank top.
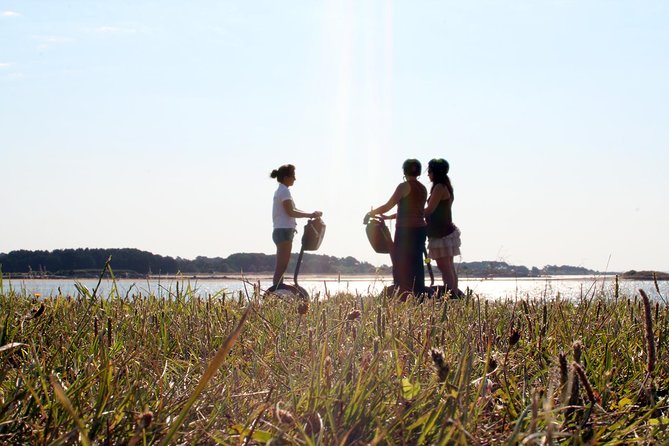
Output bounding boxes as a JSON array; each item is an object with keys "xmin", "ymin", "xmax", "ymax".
[{"xmin": 269, "ymin": 164, "xmax": 322, "ymax": 288}]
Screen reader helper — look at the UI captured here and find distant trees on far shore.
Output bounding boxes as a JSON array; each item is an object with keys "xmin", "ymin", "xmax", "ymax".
[
  {"xmin": 0, "ymin": 248, "xmax": 386, "ymax": 278},
  {"xmin": 0, "ymin": 248, "xmax": 612, "ymax": 279}
]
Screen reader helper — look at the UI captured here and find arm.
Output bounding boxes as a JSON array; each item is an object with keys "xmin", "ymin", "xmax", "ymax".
[
  {"xmin": 282, "ymin": 200, "xmax": 322, "ymax": 219},
  {"xmin": 424, "ymin": 184, "xmax": 449, "ymax": 217},
  {"xmin": 367, "ymin": 183, "xmax": 407, "ymax": 217}
]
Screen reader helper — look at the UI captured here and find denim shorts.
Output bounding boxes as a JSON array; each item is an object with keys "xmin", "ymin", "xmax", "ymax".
[{"xmin": 273, "ymin": 228, "xmax": 296, "ymax": 245}]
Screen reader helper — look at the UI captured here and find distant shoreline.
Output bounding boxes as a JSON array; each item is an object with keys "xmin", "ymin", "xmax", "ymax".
[{"xmin": 4, "ymin": 272, "xmax": 667, "ymax": 281}]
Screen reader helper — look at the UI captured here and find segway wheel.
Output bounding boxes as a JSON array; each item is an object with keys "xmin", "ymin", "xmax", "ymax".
[{"xmin": 265, "ymin": 283, "xmax": 309, "ymax": 300}]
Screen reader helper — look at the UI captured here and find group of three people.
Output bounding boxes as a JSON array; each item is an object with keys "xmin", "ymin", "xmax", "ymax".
[{"xmin": 269, "ymin": 159, "xmax": 461, "ymax": 298}]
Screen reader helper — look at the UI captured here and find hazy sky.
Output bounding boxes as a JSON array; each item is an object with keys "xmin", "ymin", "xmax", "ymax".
[{"xmin": 2, "ymin": 1, "xmax": 668, "ymax": 273}]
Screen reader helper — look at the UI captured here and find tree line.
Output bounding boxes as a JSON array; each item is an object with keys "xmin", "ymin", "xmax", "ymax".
[
  {"xmin": 0, "ymin": 248, "xmax": 388, "ymax": 277},
  {"xmin": 0, "ymin": 248, "xmax": 601, "ymax": 278}
]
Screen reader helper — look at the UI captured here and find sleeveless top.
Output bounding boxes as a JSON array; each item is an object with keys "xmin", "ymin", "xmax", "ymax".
[
  {"xmin": 396, "ymin": 180, "xmax": 427, "ymax": 228},
  {"xmin": 273, "ymin": 183, "xmax": 296, "ymax": 229},
  {"xmin": 427, "ymin": 194, "xmax": 455, "ymax": 238}
]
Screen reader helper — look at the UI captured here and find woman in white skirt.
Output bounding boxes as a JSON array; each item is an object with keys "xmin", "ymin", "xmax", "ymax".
[{"xmin": 424, "ymin": 158, "xmax": 462, "ymax": 297}]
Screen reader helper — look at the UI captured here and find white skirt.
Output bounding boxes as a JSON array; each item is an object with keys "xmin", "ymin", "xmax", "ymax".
[{"xmin": 428, "ymin": 226, "xmax": 461, "ymax": 258}]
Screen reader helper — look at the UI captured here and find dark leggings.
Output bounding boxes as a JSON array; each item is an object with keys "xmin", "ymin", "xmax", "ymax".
[{"xmin": 392, "ymin": 226, "xmax": 427, "ymax": 293}]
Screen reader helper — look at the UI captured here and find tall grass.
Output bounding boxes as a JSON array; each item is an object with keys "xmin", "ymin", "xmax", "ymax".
[{"xmin": 0, "ymin": 271, "xmax": 667, "ymax": 444}]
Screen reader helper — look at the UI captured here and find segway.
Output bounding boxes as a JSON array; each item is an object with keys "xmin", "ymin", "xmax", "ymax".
[
  {"xmin": 363, "ymin": 215, "xmax": 439, "ymax": 299},
  {"xmin": 364, "ymin": 214, "xmax": 393, "ymax": 254},
  {"xmin": 266, "ymin": 218, "xmax": 326, "ymax": 299}
]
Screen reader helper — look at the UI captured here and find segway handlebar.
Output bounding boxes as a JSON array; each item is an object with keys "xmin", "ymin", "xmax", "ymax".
[{"xmin": 363, "ymin": 214, "xmax": 391, "ymax": 225}]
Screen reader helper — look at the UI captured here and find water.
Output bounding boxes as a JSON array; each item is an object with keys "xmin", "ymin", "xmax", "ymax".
[{"xmin": 2, "ymin": 275, "xmax": 668, "ymax": 302}]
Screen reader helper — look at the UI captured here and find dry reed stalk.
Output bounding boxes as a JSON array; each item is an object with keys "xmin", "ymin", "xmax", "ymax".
[
  {"xmin": 568, "ymin": 342, "xmax": 582, "ymax": 409},
  {"xmin": 128, "ymin": 410, "xmax": 154, "ymax": 446},
  {"xmin": 107, "ymin": 317, "xmax": 112, "ymax": 348},
  {"xmin": 572, "ymin": 341, "xmax": 582, "ymax": 364},
  {"xmin": 308, "ymin": 328, "xmax": 314, "ymax": 354},
  {"xmin": 423, "ymin": 324, "xmax": 432, "ymax": 354},
  {"xmin": 559, "ymin": 352, "xmax": 569, "ymax": 404},
  {"xmin": 522, "ymin": 300, "xmax": 534, "ymax": 342},
  {"xmin": 325, "ymin": 355, "xmax": 334, "ymax": 389},
  {"xmin": 50, "ymin": 374, "xmax": 91, "ymax": 446},
  {"xmin": 509, "ymin": 327, "xmax": 520, "ymax": 347},
  {"xmin": 529, "ymin": 388, "xmax": 542, "ymax": 436},
  {"xmin": 541, "ymin": 383, "xmax": 556, "ymax": 446},
  {"xmin": 159, "ymin": 304, "xmax": 252, "ymax": 446},
  {"xmin": 244, "ymin": 388, "xmax": 274, "ymax": 446},
  {"xmin": 542, "ymin": 423, "xmax": 554, "ymax": 446},
  {"xmin": 639, "ymin": 289, "xmax": 656, "ymax": 377},
  {"xmin": 614, "ymin": 275, "xmax": 619, "ymax": 301},
  {"xmin": 572, "ymin": 362, "xmax": 597, "ymax": 406}
]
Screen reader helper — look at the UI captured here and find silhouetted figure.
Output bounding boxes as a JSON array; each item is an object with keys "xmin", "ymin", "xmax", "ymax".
[
  {"xmin": 425, "ymin": 158, "xmax": 462, "ymax": 297},
  {"xmin": 366, "ymin": 159, "xmax": 427, "ymax": 297}
]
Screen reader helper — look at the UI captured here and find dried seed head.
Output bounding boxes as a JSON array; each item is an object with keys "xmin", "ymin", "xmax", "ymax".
[
  {"xmin": 487, "ymin": 356, "xmax": 498, "ymax": 373},
  {"xmin": 573, "ymin": 362, "xmax": 598, "ymax": 405},
  {"xmin": 320, "ymin": 309, "xmax": 327, "ymax": 331},
  {"xmin": 138, "ymin": 411, "xmax": 153, "ymax": 429},
  {"xmin": 639, "ymin": 289, "xmax": 656, "ymax": 376},
  {"xmin": 361, "ymin": 351, "xmax": 373, "ymax": 371},
  {"xmin": 276, "ymin": 407, "xmax": 295, "ymax": 425},
  {"xmin": 559, "ymin": 352, "xmax": 569, "ymax": 387},
  {"xmin": 573, "ymin": 341, "xmax": 582, "ymax": 363},
  {"xmin": 297, "ymin": 301, "xmax": 309, "ymax": 315},
  {"xmin": 31, "ymin": 303, "xmax": 45, "ymax": 319},
  {"xmin": 431, "ymin": 348, "xmax": 446, "ymax": 367},
  {"xmin": 430, "ymin": 348, "xmax": 450, "ymax": 381},
  {"xmin": 303, "ymin": 412, "xmax": 322, "ymax": 436},
  {"xmin": 347, "ymin": 309, "xmax": 361, "ymax": 320},
  {"xmin": 509, "ymin": 329, "xmax": 520, "ymax": 347},
  {"xmin": 323, "ymin": 355, "xmax": 333, "ymax": 387}
]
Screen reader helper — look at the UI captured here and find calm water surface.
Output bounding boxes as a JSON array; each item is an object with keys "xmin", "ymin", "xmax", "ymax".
[{"xmin": 3, "ymin": 275, "xmax": 668, "ymax": 302}]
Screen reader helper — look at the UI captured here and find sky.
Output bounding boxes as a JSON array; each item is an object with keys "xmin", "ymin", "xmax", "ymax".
[{"xmin": 1, "ymin": 1, "xmax": 668, "ymax": 273}]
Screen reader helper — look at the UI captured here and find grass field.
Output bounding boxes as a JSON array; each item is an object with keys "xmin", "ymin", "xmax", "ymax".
[{"xmin": 1, "ymin": 269, "xmax": 668, "ymax": 445}]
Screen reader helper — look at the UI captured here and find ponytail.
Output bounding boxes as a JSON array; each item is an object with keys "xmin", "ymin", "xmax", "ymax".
[{"xmin": 270, "ymin": 164, "xmax": 295, "ymax": 183}]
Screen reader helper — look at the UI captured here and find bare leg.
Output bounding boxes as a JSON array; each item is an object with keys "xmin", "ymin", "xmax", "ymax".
[
  {"xmin": 436, "ymin": 256, "xmax": 458, "ymax": 295},
  {"xmin": 273, "ymin": 241, "xmax": 292, "ymax": 287}
]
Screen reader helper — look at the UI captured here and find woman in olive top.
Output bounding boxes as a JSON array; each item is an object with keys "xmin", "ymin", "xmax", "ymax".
[
  {"xmin": 424, "ymin": 158, "xmax": 461, "ymax": 296},
  {"xmin": 270, "ymin": 164, "xmax": 322, "ymax": 289},
  {"xmin": 366, "ymin": 159, "xmax": 427, "ymax": 296}
]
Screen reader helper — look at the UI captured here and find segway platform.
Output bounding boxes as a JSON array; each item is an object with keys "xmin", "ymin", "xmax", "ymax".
[{"xmin": 266, "ymin": 218, "xmax": 326, "ymax": 299}]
